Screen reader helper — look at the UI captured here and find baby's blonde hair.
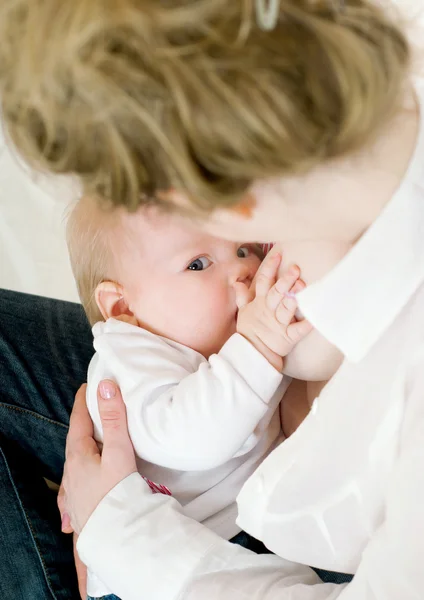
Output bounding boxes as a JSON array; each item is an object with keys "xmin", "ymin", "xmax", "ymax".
[
  {"xmin": 0, "ymin": 0, "xmax": 410, "ymax": 212},
  {"xmin": 66, "ymin": 196, "xmax": 121, "ymax": 326}
]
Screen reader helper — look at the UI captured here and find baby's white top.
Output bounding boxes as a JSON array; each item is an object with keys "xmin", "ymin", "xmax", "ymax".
[{"xmin": 86, "ymin": 322, "xmax": 286, "ymax": 596}]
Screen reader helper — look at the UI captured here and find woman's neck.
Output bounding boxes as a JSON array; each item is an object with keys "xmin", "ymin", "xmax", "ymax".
[{"xmin": 345, "ymin": 83, "xmax": 420, "ymax": 241}]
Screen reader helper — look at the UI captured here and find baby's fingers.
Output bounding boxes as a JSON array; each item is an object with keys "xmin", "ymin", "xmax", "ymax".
[
  {"xmin": 255, "ymin": 253, "xmax": 282, "ymax": 298},
  {"xmin": 290, "ymin": 278, "xmax": 306, "ymax": 295},
  {"xmin": 266, "ymin": 265, "xmax": 300, "ymax": 312},
  {"xmin": 275, "ymin": 293, "xmax": 298, "ymax": 326},
  {"xmin": 286, "ymin": 318, "xmax": 313, "ymax": 344},
  {"xmin": 234, "ymin": 281, "xmax": 251, "ymax": 310}
]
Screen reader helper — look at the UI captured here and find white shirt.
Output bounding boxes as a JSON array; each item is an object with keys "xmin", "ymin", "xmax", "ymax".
[
  {"xmin": 86, "ymin": 323, "xmax": 286, "ymax": 596},
  {"xmin": 78, "ymin": 66, "xmax": 424, "ymax": 600},
  {"xmin": 87, "ymin": 321, "xmax": 285, "ymax": 536}
]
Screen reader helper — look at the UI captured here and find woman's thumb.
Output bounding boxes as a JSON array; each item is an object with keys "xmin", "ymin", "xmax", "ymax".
[
  {"xmin": 97, "ymin": 380, "xmax": 136, "ymax": 469},
  {"xmin": 57, "ymin": 482, "xmax": 73, "ymax": 534}
]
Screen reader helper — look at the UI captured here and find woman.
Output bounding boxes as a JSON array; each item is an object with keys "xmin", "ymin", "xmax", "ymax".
[{"xmin": 1, "ymin": 0, "xmax": 424, "ymax": 598}]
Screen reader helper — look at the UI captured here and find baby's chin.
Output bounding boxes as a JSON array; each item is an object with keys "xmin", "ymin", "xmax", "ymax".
[{"xmin": 283, "ymin": 329, "xmax": 344, "ymax": 381}]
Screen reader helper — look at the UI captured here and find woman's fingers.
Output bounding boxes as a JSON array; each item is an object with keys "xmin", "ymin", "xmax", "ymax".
[
  {"xmin": 255, "ymin": 252, "xmax": 282, "ymax": 297},
  {"xmin": 57, "ymin": 482, "xmax": 73, "ymax": 533},
  {"xmin": 57, "ymin": 481, "xmax": 65, "ymax": 516},
  {"xmin": 97, "ymin": 380, "xmax": 137, "ymax": 476},
  {"xmin": 65, "ymin": 384, "xmax": 98, "ymax": 460},
  {"xmin": 60, "ymin": 381, "xmax": 138, "ymax": 534}
]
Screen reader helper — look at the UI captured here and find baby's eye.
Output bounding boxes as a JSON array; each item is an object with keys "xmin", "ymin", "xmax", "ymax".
[
  {"xmin": 237, "ymin": 246, "xmax": 250, "ymax": 258},
  {"xmin": 187, "ymin": 256, "xmax": 212, "ymax": 271}
]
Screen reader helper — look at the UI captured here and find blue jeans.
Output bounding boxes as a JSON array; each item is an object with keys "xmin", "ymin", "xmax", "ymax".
[
  {"xmin": 0, "ymin": 289, "xmax": 94, "ymax": 599},
  {"xmin": 87, "ymin": 596, "xmax": 119, "ymax": 600},
  {"xmin": 0, "ymin": 289, "xmax": 352, "ymax": 599}
]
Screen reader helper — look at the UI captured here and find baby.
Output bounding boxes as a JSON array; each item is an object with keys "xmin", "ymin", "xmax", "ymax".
[{"xmin": 66, "ymin": 197, "xmax": 312, "ymax": 599}]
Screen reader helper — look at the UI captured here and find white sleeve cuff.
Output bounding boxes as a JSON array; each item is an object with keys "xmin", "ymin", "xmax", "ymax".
[
  {"xmin": 77, "ymin": 473, "xmax": 216, "ymax": 600},
  {"xmin": 217, "ymin": 333, "xmax": 283, "ymax": 403}
]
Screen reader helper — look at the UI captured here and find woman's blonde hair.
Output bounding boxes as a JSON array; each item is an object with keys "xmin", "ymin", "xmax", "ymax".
[{"xmin": 0, "ymin": 0, "xmax": 410, "ymax": 212}]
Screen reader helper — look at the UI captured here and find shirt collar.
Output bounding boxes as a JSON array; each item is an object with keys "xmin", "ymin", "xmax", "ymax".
[{"xmin": 297, "ymin": 85, "xmax": 424, "ymax": 363}]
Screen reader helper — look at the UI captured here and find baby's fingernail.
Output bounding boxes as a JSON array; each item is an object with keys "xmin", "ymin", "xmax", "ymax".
[
  {"xmin": 285, "ymin": 291, "xmax": 296, "ymax": 299},
  {"xmin": 99, "ymin": 380, "xmax": 117, "ymax": 400}
]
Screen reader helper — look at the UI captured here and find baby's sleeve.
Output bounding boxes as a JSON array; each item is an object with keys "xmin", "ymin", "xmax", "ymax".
[{"xmin": 87, "ymin": 320, "xmax": 283, "ymax": 471}]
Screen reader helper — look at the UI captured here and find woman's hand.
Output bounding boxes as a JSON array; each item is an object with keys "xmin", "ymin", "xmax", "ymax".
[{"xmin": 59, "ymin": 380, "xmax": 137, "ymax": 535}]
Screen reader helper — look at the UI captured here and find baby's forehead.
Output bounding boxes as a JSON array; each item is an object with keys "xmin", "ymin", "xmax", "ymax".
[{"xmin": 121, "ymin": 207, "xmax": 217, "ymax": 250}]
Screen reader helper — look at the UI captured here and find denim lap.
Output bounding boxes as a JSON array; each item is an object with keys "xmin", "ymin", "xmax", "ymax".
[
  {"xmin": 88, "ymin": 595, "xmax": 121, "ymax": 600},
  {"xmin": 0, "ymin": 289, "xmax": 94, "ymax": 599}
]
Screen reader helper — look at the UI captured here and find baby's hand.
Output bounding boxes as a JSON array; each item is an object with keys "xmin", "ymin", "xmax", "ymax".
[{"xmin": 236, "ymin": 252, "xmax": 313, "ymax": 372}]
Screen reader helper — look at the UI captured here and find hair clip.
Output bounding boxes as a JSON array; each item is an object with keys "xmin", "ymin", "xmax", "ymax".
[{"xmin": 255, "ymin": 0, "xmax": 280, "ymax": 30}]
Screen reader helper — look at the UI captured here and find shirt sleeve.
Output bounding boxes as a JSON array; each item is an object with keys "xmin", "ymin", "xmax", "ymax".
[
  {"xmin": 77, "ymin": 473, "xmax": 343, "ymax": 600},
  {"xmin": 89, "ymin": 329, "xmax": 284, "ymax": 471},
  {"xmin": 80, "ymin": 351, "xmax": 424, "ymax": 600}
]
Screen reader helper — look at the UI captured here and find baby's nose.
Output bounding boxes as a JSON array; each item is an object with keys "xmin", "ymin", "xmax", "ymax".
[
  {"xmin": 232, "ymin": 263, "xmax": 253, "ymax": 286},
  {"xmin": 236, "ymin": 273, "xmax": 252, "ymax": 286}
]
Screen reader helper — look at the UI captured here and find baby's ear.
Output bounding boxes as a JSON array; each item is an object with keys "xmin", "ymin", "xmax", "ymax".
[{"xmin": 95, "ymin": 281, "xmax": 135, "ymax": 322}]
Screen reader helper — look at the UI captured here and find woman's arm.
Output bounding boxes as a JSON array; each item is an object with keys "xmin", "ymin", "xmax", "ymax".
[
  {"xmin": 66, "ymin": 369, "xmax": 424, "ymax": 600},
  {"xmin": 64, "ymin": 382, "xmax": 343, "ymax": 600},
  {"xmin": 78, "ymin": 473, "xmax": 343, "ymax": 600}
]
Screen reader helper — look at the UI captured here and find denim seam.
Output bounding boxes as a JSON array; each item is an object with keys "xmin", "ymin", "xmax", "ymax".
[
  {"xmin": 0, "ymin": 403, "xmax": 68, "ymax": 429},
  {"xmin": 0, "ymin": 446, "xmax": 57, "ymax": 600}
]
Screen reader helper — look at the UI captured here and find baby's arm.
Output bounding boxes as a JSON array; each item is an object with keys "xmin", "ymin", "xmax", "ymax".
[
  {"xmin": 87, "ymin": 323, "xmax": 284, "ymax": 472},
  {"xmin": 236, "ymin": 252, "xmax": 313, "ymax": 372}
]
